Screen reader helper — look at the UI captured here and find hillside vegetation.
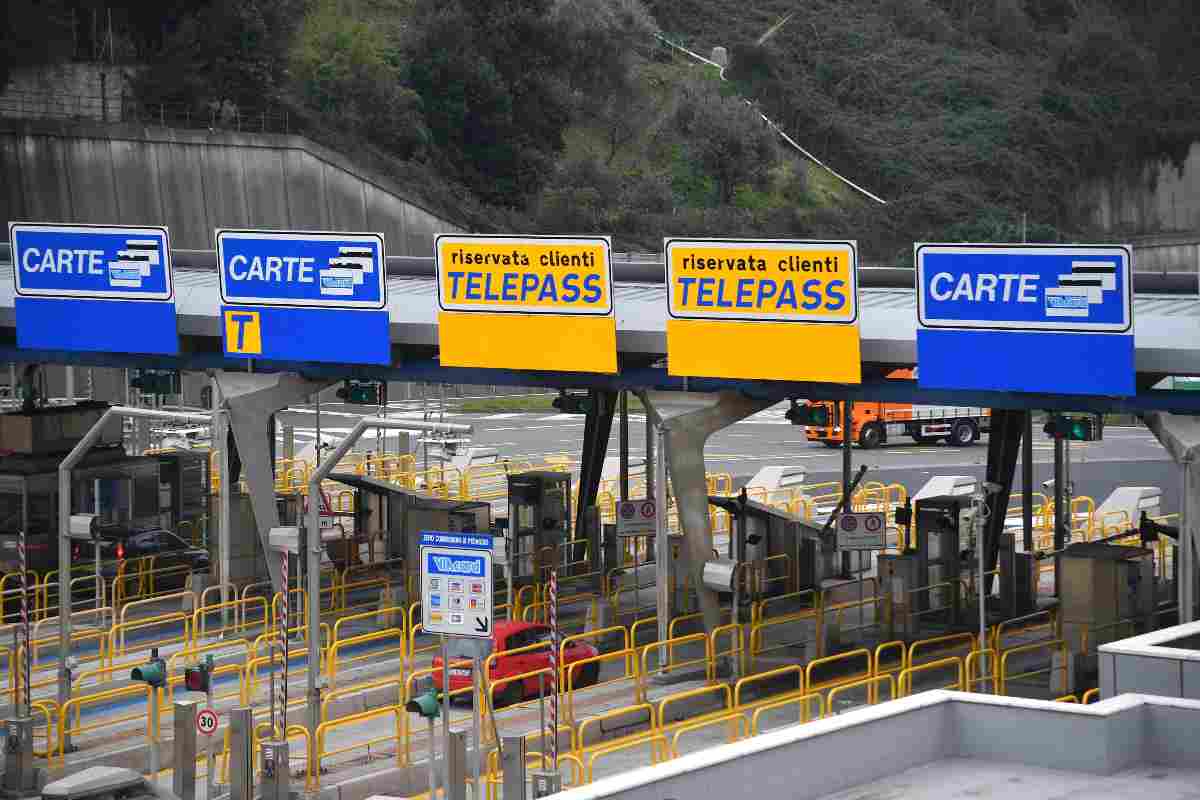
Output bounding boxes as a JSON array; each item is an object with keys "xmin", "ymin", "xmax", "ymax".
[{"xmin": 3, "ymin": 0, "xmax": 1198, "ymax": 260}]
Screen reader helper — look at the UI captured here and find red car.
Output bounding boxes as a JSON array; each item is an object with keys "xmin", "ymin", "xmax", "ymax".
[{"xmin": 432, "ymin": 621, "xmax": 600, "ymax": 706}]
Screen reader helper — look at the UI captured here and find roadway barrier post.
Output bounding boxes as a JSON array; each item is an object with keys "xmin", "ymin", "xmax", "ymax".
[
  {"xmin": 501, "ymin": 736, "xmax": 527, "ymax": 800},
  {"xmin": 260, "ymin": 740, "xmax": 290, "ymax": 800},
  {"xmin": 173, "ymin": 699, "xmax": 199, "ymax": 800},
  {"xmin": 448, "ymin": 731, "xmax": 468, "ymax": 800},
  {"xmin": 0, "ymin": 717, "xmax": 42, "ymax": 797},
  {"xmin": 229, "ymin": 708, "xmax": 254, "ymax": 800}
]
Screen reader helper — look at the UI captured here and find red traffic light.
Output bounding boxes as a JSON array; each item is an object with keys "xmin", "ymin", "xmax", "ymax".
[{"xmin": 184, "ymin": 664, "xmax": 211, "ymax": 693}]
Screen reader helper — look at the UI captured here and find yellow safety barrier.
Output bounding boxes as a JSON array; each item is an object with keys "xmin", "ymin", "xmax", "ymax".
[
  {"xmin": 194, "ymin": 596, "xmax": 269, "ymax": 640},
  {"xmin": 576, "ymin": 703, "xmax": 656, "ymax": 750},
  {"xmin": 321, "ymin": 676, "xmax": 404, "ymax": 722},
  {"xmin": 31, "ymin": 700, "xmax": 55, "ymax": 758},
  {"xmin": 710, "ymin": 622, "xmax": 745, "ymax": 677},
  {"xmin": 965, "ymin": 648, "xmax": 998, "ymax": 694},
  {"xmin": 564, "ymin": 648, "xmax": 638, "ymax": 723},
  {"xmin": 242, "ymin": 648, "xmax": 318, "ymax": 705},
  {"xmin": 908, "ymin": 632, "xmax": 977, "ymax": 669},
  {"xmin": 1056, "ymin": 694, "xmax": 1079, "ymax": 703},
  {"xmin": 638, "ymin": 633, "xmax": 713, "ymax": 697},
  {"xmin": 666, "ymin": 612, "xmax": 704, "ymax": 641},
  {"xmin": 826, "ymin": 673, "xmax": 896, "ymax": 710},
  {"xmin": 331, "ymin": 606, "xmax": 406, "ymax": 644},
  {"xmin": 805, "ymin": 648, "xmax": 872, "ymax": 694},
  {"xmin": 400, "ymin": 663, "xmax": 474, "ymax": 765},
  {"xmin": 749, "ymin": 691, "xmax": 825, "ymax": 734},
  {"xmin": 733, "ymin": 665, "xmax": 804, "ymax": 708},
  {"xmin": 874, "ymin": 640, "xmax": 906, "ymax": 676},
  {"xmin": 270, "ymin": 589, "xmax": 308, "ymax": 629},
  {"xmin": 657, "ymin": 683, "xmax": 731, "ymax": 728},
  {"xmin": 1082, "ymin": 687, "xmax": 1100, "ymax": 704},
  {"xmin": 338, "ymin": 576, "xmax": 390, "ymax": 615},
  {"xmin": 109, "ymin": 612, "xmax": 192, "ymax": 660},
  {"xmin": 56, "ymin": 684, "xmax": 152, "ymax": 761},
  {"xmin": 992, "ymin": 608, "xmax": 1058, "ymax": 652},
  {"xmin": 560, "ymin": 626, "xmax": 632, "ymax": 677},
  {"xmin": 629, "ymin": 616, "xmax": 659, "ymax": 648},
  {"xmin": 252, "ymin": 722, "xmax": 313, "ymax": 789},
  {"xmin": 998, "ymin": 639, "xmax": 1068, "ymax": 697},
  {"xmin": 313, "ymin": 705, "xmax": 403, "ymax": 787},
  {"xmin": 669, "ymin": 710, "xmax": 746, "ymax": 757},
  {"xmin": 523, "ymin": 593, "xmax": 598, "ymax": 631},
  {"xmin": 898, "ymin": 656, "xmax": 965, "ymax": 697},
  {"xmin": 327, "ymin": 628, "xmax": 404, "ymax": 689},
  {"xmin": 584, "ymin": 732, "xmax": 669, "ymax": 783}
]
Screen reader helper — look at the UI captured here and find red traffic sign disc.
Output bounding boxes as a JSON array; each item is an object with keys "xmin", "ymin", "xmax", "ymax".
[
  {"xmin": 619, "ymin": 502, "xmax": 636, "ymax": 520},
  {"xmin": 640, "ymin": 500, "xmax": 656, "ymax": 519},
  {"xmin": 839, "ymin": 514, "xmax": 858, "ymax": 532},
  {"xmin": 196, "ymin": 709, "xmax": 219, "ymax": 736},
  {"xmin": 864, "ymin": 514, "xmax": 883, "ymax": 532}
]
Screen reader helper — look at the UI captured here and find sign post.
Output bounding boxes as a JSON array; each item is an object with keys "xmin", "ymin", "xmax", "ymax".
[
  {"xmin": 434, "ymin": 234, "xmax": 617, "ymax": 373},
  {"xmin": 9, "ymin": 223, "xmax": 178, "ymax": 354},
  {"xmin": 916, "ymin": 243, "xmax": 1134, "ymax": 395},
  {"xmin": 217, "ymin": 229, "xmax": 390, "ymax": 364},
  {"xmin": 663, "ymin": 238, "xmax": 861, "ymax": 382},
  {"xmin": 837, "ymin": 512, "xmax": 886, "ymax": 632},
  {"xmin": 419, "ymin": 531, "xmax": 493, "ymax": 800}
]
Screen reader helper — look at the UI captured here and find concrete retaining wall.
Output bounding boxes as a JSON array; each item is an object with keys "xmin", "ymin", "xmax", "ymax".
[{"xmin": 0, "ymin": 120, "xmax": 467, "ymax": 252}]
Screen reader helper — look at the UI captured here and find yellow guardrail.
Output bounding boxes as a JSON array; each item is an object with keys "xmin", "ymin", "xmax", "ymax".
[
  {"xmin": 1082, "ymin": 687, "xmax": 1100, "ymax": 704},
  {"xmin": 965, "ymin": 648, "xmax": 998, "ymax": 694},
  {"xmin": 998, "ymin": 639, "xmax": 1068, "ymax": 697},
  {"xmin": 326, "ymin": 628, "xmax": 404, "ymax": 689},
  {"xmin": 908, "ymin": 632, "xmax": 976, "ymax": 669},
  {"xmin": 733, "ymin": 665, "xmax": 804, "ymax": 708},
  {"xmin": 749, "ymin": 691, "xmax": 825, "ymax": 734},
  {"xmin": 576, "ymin": 702, "xmax": 655, "ymax": 750},
  {"xmin": 583, "ymin": 732, "xmax": 669, "ymax": 783},
  {"xmin": 826, "ymin": 673, "xmax": 896, "ymax": 710},
  {"xmin": 898, "ymin": 656, "xmax": 965, "ymax": 697},
  {"xmin": 563, "ymin": 648, "xmax": 637, "ymax": 723},
  {"xmin": 657, "ymin": 683, "xmax": 731, "ymax": 728},
  {"xmin": 669, "ymin": 710, "xmax": 746, "ymax": 757},
  {"xmin": 55, "ymin": 684, "xmax": 152, "ymax": 762},
  {"xmin": 805, "ymin": 648, "xmax": 872, "ymax": 694},
  {"xmin": 194, "ymin": 597, "xmax": 269, "ymax": 640},
  {"xmin": 314, "ymin": 705, "xmax": 403, "ymax": 787}
]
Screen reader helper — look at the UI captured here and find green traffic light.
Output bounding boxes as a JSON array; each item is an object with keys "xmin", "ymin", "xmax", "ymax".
[
  {"xmin": 131, "ymin": 661, "xmax": 167, "ymax": 688},
  {"xmin": 405, "ymin": 689, "xmax": 441, "ymax": 719}
]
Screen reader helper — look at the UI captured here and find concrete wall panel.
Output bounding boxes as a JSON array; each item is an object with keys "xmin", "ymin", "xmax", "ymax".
[
  {"xmin": 323, "ymin": 161, "xmax": 368, "ymax": 232},
  {"xmin": 18, "ymin": 134, "xmax": 73, "ymax": 222},
  {"xmin": 109, "ymin": 137, "xmax": 165, "ymax": 226},
  {"xmin": 0, "ymin": 124, "xmax": 465, "ymax": 253},
  {"xmin": 1112, "ymin": 653, "xmax": 1182, "ymax": 697},
  {"xmin": 63, "ymin": 137, "xmax": 119, "ymax": 224},
  {"xmin": 202, "ymin": 144, "xmax": 250, "ymax": 231},
  {"xmin": 283, "ymin": 149, "xmax": 327, "ymax": 230},
  {"xmin": 0, "ymin": 135, "xmax": 26, "ymax": 224},
  {"xmin": 157, "ymin": 141, "xmax": 211, "ymax": 249},
  {"xmin": 242, "ymin": 147, "xmax": 289, "ymax": 230},
  {"xmin": 364, "ymin": 184, "xmax": 407, "ymax": 250}
]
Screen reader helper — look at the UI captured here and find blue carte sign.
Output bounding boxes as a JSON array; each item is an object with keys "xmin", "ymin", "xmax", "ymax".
[
  {"xmin": 216, "ymin": 229, "xmax": 390, "ymax": 364},
  {"xmin": 916, "ymin": 244, "xmax": 1134, "ymax": 396},
  {"xmin": 9, "ymin": 222, "xmax": 178, "ymax": 354}
]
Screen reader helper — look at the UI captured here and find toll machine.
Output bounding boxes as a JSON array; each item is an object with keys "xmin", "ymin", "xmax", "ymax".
[
  {"xmin": 505, "ymin": 472, "xmax": 572, "ymax": 593},
  {"xmin": 324, "ymin": 473, "xmax": 491, "ymax": 603},
  {"xmin": 704, "ymin": 494, "xmax": 825, "ymax": 627}
]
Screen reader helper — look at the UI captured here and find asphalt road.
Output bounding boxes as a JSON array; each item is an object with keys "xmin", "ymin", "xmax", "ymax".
[{"xmin": 287, "ymin": 402, "xmax": 1179, "ymax": 515}]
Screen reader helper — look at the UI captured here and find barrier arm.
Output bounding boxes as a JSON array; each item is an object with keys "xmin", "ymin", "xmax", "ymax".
[
  {"xmin": 57, "ymin": 406, "xmax": 212, "ymax": 717},
  {"xmin": 305, "ymin": 415, "xmax": 473, "ymax": 761}
]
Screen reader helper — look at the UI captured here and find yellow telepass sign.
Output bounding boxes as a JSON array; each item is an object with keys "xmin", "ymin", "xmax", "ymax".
[
  {"xmin": 435, "ymin": 234, "xmax": 617, "ymax": 373},
  {"xmin": 664, "ymin": 238, "xmax": 862, "ymax": 383}
]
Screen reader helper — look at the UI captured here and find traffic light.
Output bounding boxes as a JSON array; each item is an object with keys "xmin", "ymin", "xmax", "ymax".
[
  {"xmin": 552, "ymin": 391, "xmax": 594, "ymax": 415},
  {"xmin": 130, "ymin": 370, "xmax": 179, "ymax": 396},
  {"xmin": 131, "ymin": 654, "xmax": 167, "ymax": 688},
  {"xmin": 1043, "ymin": 413, "xmax": 1102, "ymax": 442},
  {"xmin": 336, "ymin": 380, "xmax": 383, "ymax": 405},
  {"xmin": 183, "ymin": 656, "xmax": 214, "ymax": 693},
  {"xmin": 405, "ymin": 689, "xmax": 441, "ymax": 719},
  {"xmin": 784, "ymin": 400, "xmax": 830, "ymax": 427}
]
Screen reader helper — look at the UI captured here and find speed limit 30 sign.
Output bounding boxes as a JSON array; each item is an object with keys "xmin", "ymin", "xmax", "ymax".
[{"xmin": 196, "ymin": 708, "xmax": 219, "ymax": 736}]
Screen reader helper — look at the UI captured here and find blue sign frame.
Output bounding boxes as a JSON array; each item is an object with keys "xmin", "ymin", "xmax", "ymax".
[
  {"xmin": 9, "ymin": 222, "xmax": 178, "ymax": 355},
  {"xmin": 10, "ymin": 223, "xmax": 173, "ymax": 301},
  {"xmin": 915, "ymin": 243, "xmax": 1135, "ymax": 397},
  {"xmin": 217, "ymin": 229, "xmax": 386, "ymax": 309}
]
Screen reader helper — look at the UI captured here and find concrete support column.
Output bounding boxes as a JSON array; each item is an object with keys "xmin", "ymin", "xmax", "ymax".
[
  {"xmin": 1144, "ymin": 412, "xmax": 1200, "ymax": 622},
  {"xmin": 639, "ymin": 390, "xmax": 783, "ymax": 635}
]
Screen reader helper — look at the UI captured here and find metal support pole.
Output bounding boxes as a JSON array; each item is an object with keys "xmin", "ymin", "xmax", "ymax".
[
  {"xmin": 440, "ymin": 636, "xmax": 451, "ymax": 800},
  {"xmin": 64, "ymin": 366, "xmax": 74, "ymax": 403},
  {"xmin": 472, "ymin": 645, "xmax": 483, "ymax": 800},
  {"xmin": 501, "ymin": 736, "xmax": 527, "ymax": 800},
  {"xmin": 619, "ymin": 391, "xmax": 629, "ymax": 504},
  {"xmin": 842, "ymin": 400, "xmax": 853, "ymax": 577},
  {"xmin": 1053, "ymin": 434, "xmax": 1065, "ymax": 596},
  {"xmin": 1182, "ymin": 458, "xmax": 1195, "ymax": 623},
  {"xmin": 426, "ymin": 717, "xmax": 439, "ymax": 799},
  {"xmin": 645, "ymin": 412, "xmax": 655, "ymax": 501},
  {"xmin": 973, "ymin": 487, "xmax": 989, "ymax": 690},
  {"xmin": 229, "ymin": 708, "xmax": 253, "ymax": 800},
  {"xmin": 149, "ymin": 686, "xmax": 161, "ymax": 780},
  {"xmin": 1023, "ymin": 411, "xmax": 1034, "ymax": 554},
  {"xmin": 214, "ymin": 378, "xmax": 232, "ymax": 633},
  {"xmin": 173, "ymin": 700, "xmax": 198, "ymax": 800},
  {"xmin": 654, "ymin": 424, "xmax": 669, "ymax": 648}
]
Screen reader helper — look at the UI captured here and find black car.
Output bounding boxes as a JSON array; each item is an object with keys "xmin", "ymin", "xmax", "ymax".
[{"xmin": 82, "ymin": 527, "xmax": 210, "ymax": 589}]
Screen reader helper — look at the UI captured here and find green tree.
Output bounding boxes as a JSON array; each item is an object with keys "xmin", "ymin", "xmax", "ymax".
[{"xmin": 674, "ymin": 87, "xmax": 776, "ymax": 204}]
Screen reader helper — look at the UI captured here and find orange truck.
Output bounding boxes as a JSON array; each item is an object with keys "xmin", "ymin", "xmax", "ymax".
[{"xmin": 804, "ymin": 370, "xmax": 991, "ymax": 449}]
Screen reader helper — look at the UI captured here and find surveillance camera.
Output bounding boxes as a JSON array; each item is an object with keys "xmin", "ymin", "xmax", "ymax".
[
  {"xmin": 982, "ymin": 481, "xmax": 1003, "ymax": 494},
  {"xmin": 1041, "ymin": 479, "xmax": 1055, "ymax": 490}
]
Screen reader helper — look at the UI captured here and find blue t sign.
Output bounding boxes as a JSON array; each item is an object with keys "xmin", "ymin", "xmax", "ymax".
[
  {"xmin": 9, "ymin": 223, "xmax": 178, "ymax": 355},
  {"xmin": 216, "ymin": 229, "xmax": 390, "ymax": 364},
  {"xmin": 916, "ymin": 244, "xmax": 1134, "ymax": 396}
]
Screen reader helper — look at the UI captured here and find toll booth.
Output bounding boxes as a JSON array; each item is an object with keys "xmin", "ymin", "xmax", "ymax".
[
  {"xmin": 505, "ymin": 472, "xmax": 571, "ymax": 589},
  {"xmin": 705, "ymin": 495, "xmax": 819, "ymax": 624},
  {"xmin": 324, "ymin": 473, "xmax": 491, "ymax": 603}
]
